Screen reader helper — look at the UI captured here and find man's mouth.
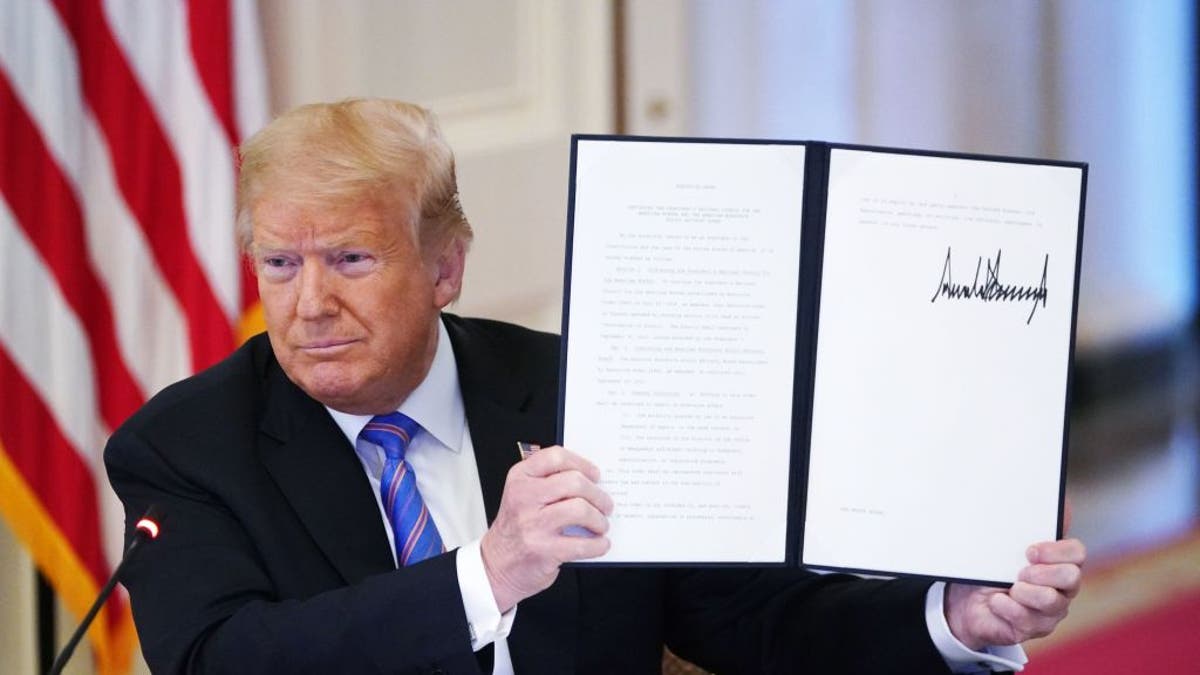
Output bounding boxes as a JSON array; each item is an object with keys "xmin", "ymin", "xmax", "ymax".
[{"xmin": 297, "ymin": 338, "xmax": 358, "ymax": 354}]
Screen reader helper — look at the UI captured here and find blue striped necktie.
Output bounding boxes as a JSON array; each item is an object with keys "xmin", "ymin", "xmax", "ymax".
[{"xmin": 359, "ymin": 412, "xmax": 445, "ymax": 566}]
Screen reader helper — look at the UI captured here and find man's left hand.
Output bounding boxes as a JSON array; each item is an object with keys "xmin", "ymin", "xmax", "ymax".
[{"xmin": 944, "ymin": 537, "xmax": 1086, "ymax": 650}]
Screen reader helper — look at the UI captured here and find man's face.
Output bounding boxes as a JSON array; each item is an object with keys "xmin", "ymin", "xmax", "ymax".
[{"xmin": 250, "ymin": 192, "xmax": 463, "ymax": 414}]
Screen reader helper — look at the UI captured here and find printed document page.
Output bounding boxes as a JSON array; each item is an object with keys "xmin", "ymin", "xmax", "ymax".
[
  {"xmin": 563, "ymin": 140, "xmax": 806, "ymax": 562},
  {"xmin": 803, "ymin": 149, "xmax": 1082, "ymax": 583}
]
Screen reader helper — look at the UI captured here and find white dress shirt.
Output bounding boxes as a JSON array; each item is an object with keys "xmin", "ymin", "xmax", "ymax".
[{"xmin": 326, "ymin": 318, "xmax": 1026, "ymax": 674}]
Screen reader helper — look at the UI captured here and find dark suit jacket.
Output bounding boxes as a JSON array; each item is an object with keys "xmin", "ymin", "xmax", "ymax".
[{"xmin": 105, "ymin": 315, "xmax": 952, "ymax": 674}]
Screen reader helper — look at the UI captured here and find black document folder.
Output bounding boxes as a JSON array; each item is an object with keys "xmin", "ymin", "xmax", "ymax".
[{"xmin": 558, "ymin": 136, "xmax": 1086, "ymax": 586}]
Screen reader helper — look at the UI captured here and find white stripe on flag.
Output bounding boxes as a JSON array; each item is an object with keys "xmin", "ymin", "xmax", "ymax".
[
  {"xmin": 233, "ymin": 0, "xmax": 271, "ymax": 140},
  {"xmin": 102, "ymin": 0, "xmax": 242, "ymax": 322},
  {"xmin": 0, "ymin": 0, "xmax": 83, "ymax": 169}
]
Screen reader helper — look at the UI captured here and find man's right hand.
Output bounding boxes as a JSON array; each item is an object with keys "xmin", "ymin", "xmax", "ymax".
[{"xmin": 480, "ymin": 446, "xmax": 613, "ymax": 611}]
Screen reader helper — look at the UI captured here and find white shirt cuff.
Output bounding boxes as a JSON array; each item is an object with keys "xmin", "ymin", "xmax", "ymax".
[
  {"xmin": 925, "ymin": 582, "xmax": 1028, "ymax": 673},
  {"xmin": 456, "ymin": 538, "xmax": 517, "ymax": 651}
]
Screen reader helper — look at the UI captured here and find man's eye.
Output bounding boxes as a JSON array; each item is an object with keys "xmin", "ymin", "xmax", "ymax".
[
  {"xmin": 258, "ymin": 255, "xmax": 298, "ymax": 281},
  {"xmin": 337, "ymin": 253, "xmax": 374, "ymax": 273}
]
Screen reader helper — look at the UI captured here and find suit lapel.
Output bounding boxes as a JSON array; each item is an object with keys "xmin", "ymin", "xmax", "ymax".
[
  {"xmin": 446, "ymin": 315, "xmax": 579, "ymax": 674},
  {"xmin": 258, "ymin": 362, "xmax": 395, "ymax": 585},
  {"xmin": 466, "ymin": 395, "xmax": 542, "ymax": 524},
  {"xmin": 446, "ymin": 316, "xmax": 560, "ymax": 521}
]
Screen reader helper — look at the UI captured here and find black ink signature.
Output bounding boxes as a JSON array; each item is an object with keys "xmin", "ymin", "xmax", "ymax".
[{"xmin": 930, "ymin": 247, "xmax": 1049, "ymax": 324}]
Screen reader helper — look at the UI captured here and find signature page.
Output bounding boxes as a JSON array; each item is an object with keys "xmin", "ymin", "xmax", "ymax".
[
  {"xmin": 803, "ymin": 149, "xmax": 1082, "ymax": 584},
  {"xmin": 563, "ymin": 139, "xmax": 806, "ymax": 563}
]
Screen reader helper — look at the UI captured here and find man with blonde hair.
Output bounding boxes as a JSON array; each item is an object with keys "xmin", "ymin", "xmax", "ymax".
[{"xmin": 107, "ymin": 98, "xmax": 1084, "ymax": 674}]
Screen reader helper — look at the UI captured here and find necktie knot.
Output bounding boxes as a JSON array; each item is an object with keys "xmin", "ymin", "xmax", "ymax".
[{"xmin": 360, "ymin": 412, "xmax": 422, "ymax": 461}]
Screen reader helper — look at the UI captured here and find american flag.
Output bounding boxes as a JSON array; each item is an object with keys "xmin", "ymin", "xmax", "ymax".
[{"xmin": 0, "ymin": 1, "xmax": 267, "ymax": 671}]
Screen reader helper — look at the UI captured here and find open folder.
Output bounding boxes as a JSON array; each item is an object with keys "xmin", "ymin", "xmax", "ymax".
[{"xmin": 558, "ymin": 136, "xmax": 1086, "ymax": 587}]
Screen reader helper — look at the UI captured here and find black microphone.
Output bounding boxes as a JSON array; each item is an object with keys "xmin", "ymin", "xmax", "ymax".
[{"xmin": 48, "ymin": 505, "xmax": 162, "ymax": 675}]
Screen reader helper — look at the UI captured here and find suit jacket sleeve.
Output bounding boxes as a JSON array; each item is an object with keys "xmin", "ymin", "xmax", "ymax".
[
  {"xmin": 106, "ymin": 425, "xmax": 484, "ymax": 675},
  {"xmin": 663, "ymin": 568, "xmax": 953, "ymax": 674}
]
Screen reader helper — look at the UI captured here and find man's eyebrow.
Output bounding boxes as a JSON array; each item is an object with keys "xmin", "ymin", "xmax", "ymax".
[
  {"xmin": 328, "ymin": 227, "xmax": 390, "ymax": 246},
  {"xmin": 251, "ymin": 234, "xmax": 382, "ymax": 253},
  {"xmin": 249, "ymin": 243, "xmax": 293, "ymax": 254},
  {"xmin": 323, "ymin": 238, "xmax": 375, "ymax": 250}
]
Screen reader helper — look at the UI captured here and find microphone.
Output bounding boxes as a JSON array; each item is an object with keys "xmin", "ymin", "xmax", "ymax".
[{"xmin": 48, "ymin": 505, "xmax": 162, "ymax": 675}]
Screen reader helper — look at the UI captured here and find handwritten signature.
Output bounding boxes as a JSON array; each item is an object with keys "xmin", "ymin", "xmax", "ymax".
[{"xmin": 930, "ymin": 247, "xmax": 1049, "ymax": 325}]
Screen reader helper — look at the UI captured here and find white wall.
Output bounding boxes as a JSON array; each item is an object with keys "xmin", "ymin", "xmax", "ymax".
[{"xmin": 681, "ymin": 0, "xmax": 1196, "ymax": 352}]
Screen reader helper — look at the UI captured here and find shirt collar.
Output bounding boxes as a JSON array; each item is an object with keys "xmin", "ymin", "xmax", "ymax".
[{"xmin": 325, "ymin": 318, "xmax": 466, "ymax": 453}]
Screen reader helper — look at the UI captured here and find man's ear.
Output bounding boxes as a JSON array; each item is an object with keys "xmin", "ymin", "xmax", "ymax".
[{"xmin": 431, "ymin": 237, "xmax": 467, "ymax": 308}]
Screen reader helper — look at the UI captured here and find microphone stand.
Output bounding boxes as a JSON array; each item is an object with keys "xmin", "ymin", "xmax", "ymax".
[{"xmin": 48, "ymin": 507, "xmax": 161, "ymax": 675}]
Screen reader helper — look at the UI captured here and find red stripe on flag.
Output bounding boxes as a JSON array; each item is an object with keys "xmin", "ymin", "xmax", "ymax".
[
  {"xmin": 185, "ymin": 0, "xmax": 261, "ymax": 318},
  {"xmin": 187, "ymin": 0, "xmax": 238, "ymax": 148},
  {"xmin": 0, "ymin": 347, "xmax": 110, "ymax": 586},
  {"xmin": 50, "ymin": 0, "xmax": 236, "ymax": 370},
  {"xmin": 0, "ymin": 72, "xmax": 145, "ymax": 429}
]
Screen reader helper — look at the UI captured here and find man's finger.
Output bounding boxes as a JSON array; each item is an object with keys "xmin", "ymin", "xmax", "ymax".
[
  {"xmin": 988, "ymin": 592, "xmax": 1060, "ymax": 641},
  {"xmin": 543, "ymin": 497, "xmax": 610, "ymax": 537},
  {"xmin": 1018, "ymin": 563, "xmax": 1082, "ymax": 598},
  {"xmin": 1008, "ymin": 581, "xmax": 1069, "ymax": 616},
  {"xmin": 1027, "ymin": 538, "xmax": 1086, "ymax": 565},
  {"xmin": 561, "ymin": 531, "xmax": 611, "ymax": 562},
  {"xmin": 519, "ymin": 445, "xmax": 601, "ymax": 482},
  {"xmin": 540, "ymin": 470, "xmax": 614, "ymax": 514}
]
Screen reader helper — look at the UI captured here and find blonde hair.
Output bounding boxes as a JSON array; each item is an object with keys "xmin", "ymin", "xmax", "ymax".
[{"xmin": 236, "ymin": 98, "xmax": 472, "ymax": 254}]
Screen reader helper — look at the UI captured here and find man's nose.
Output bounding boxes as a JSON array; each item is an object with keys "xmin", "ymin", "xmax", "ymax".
[{"xmin": 295, "ymin": 262, "xmax": 338, "ymax": 319}]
